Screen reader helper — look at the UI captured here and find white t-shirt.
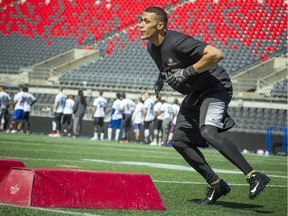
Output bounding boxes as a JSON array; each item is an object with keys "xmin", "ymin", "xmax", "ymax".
[
  {"xmin": 23, "ymin": 92, "xmax": 36, "ymax": 112},
  {"xmin": 171, "ymin": 104, "xmax": 180, "ymax": 125},
  {"xmin": 144, "ymin": 97, "xmax": 154, "ymax": 121},
  {"xmin": 0, "ymin": 92, "xmax": 11, "ymax": 109},
  {"xmin": 120, "ymin": 98, "xmax": 135, "ymax": 115},
  {"xmin": 93, "ymin": 96, "xmax": 107, "ymax": 117},
  {"xmin": 14, "ymin": 91, "xmax": 25, "ymax": 110},
  {"xmin": 54, "ymin": 92, "xmax": 67, "ymax": 113},
  {"xmin": 160, "ymin": 102, "xmax": 172, "ymax": 119},
  {"xmin": 111, "ymin": 99, "xmax": 122, "ymax": 120},
  {"xmin": 154, "ymin": 101, "xmax": 163, "ymax": 120},
  {"xmin": 63, "ymin": 98, "xmax": 75, "ymax": 114},
  {"xmin": 132, "ymin": 102, "xmax": 144, "ymax": 124}
]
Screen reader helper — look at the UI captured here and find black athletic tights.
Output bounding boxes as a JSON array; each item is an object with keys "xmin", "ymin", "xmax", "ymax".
[{"xmin": 172, "ymin": 125, "xmax": 253, "ymax": 184}]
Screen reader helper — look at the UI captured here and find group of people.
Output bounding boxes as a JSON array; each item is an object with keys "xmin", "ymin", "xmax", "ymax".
[
  {"xmin": 49, "ymin": 86, "xmax": 87, "ymax": 138},
  {"xmin": 0, "ymin": 84, "xmax": 36, "ymax": 134},
  {"xmin": 88, "ymin": 89, "xmax": 180, "ymax": 145},
  {"xmin": 133, "ymin": 91, "xmax": 180, "ymax": 146},
  {"xmin": 1, "ymin": 84, "xmax": 178, "ymax": 143}
]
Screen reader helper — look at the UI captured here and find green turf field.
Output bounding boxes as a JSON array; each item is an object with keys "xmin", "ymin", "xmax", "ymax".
[{"xmin": 0, "ymin": 133, "xmax": 287, "ymax": 216}]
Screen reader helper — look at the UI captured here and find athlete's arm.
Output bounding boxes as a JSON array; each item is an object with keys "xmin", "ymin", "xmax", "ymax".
[
  {"xmin": 52, "ymin": 101, "xmax": 58, "ymax": 113},
  {"xmin": 167, "ymin": 45, "xmax": 224, "ymax": 88},
  {"xmin": 143, "ymin": 107, "xmax": 147, "ymax": 117},
  {"xmin": 92, "ymin": 106, "xmax": 96, "ymax": 117},
  {"xmin": 192, "ymin": 45, "xmax": 224, "ymax": 73}
]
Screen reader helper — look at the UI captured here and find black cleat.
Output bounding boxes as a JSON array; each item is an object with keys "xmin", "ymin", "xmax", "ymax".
[
  {"xmin": 247, "ymin": 172, "xmax": 270, "ymax": 199},
  {"xmin": 196, "ymin": 180, "xmax": 231, "ymax": 205}
]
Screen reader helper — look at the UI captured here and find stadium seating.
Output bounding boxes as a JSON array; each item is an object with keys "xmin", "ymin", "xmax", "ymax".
[
  {"xmin": 0, "ymin": 0, "xmax": 286, "ymax": 79},
  {"xmin": 0, "ymin": 0, "xmax": 287, "ymax": 134},
  {"xmin": 271, "ymin": 79, "xmax": 288, "ymax": 98},
  {"xmin": 227, "ymin": 106, "xmax": 287, "ymax": 133}
]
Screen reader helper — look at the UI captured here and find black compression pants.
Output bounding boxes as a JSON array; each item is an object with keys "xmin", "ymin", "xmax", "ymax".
[{"xmin": 172, "ymin": 125, "xmax": 253, "ymax": 184}]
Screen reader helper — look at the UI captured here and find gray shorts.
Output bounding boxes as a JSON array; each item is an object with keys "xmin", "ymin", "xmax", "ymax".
[{"xmin": 172, "ymin": 90, "xmax": 235, "ymax": 147}]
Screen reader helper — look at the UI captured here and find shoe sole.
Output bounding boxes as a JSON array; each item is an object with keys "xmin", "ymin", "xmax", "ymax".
[{"xmin": 249, "ymin": 175, "xmax": 270, "ymax": 199}]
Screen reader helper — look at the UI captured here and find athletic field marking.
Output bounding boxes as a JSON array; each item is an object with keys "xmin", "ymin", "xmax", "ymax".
[
  {"xmin": 153, "ymin": 180, "xmax": 287, "ymax": 188},
  {"xmin": 0, "ymin": 203, "xmax": 102, "ymax": 216},
  {"xmin": 82, "ymin": 159, "xmax": 288, "ymax": 179},
  {"xmin": 2, "ymin": 156, "xmax": 287, "ymax": 178},
  {"xmin": 2, "ymin": 145, "xmax": 287, "ymax": 166}
]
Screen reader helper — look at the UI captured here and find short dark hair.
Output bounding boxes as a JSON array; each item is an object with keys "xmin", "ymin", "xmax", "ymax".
[
  {"xmin": 23, "ymin": 86, "xmax": 29, "ymax": 92},
  {"xmin": 144, "ymin": 6, "xmax": 168, "ymax": 28},
  {"xmin": 78, "ymin": 89, "xmax": 84, "ymax": 96},
  {"xmin": 116, "ymin": 92, "xmax": 122, "ymax": 99}
]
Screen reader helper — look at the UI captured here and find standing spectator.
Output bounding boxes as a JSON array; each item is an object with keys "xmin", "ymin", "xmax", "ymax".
[
  {"xmin": 166, "ymin": 98, "xmax": 180, "ymax": 146},
  {"xmin": 22, "ymin": 86, "xmax": 36, "ymax": 134},
  {"xmin": 72, "ymin": 90, "xmax": 87, "ymax": 139},
  {"xmin": 143, "ymin": 91, "xmax": 154, "ymax": 144},
  {"xmin": 8, "ymin": 84, "xmax": 25, "ymax": 133},
  {"xmin": 119, "ymin": 92, "xmax": 135, "ymax": 143},
  {"xmin": 140, "ymin": 6, "xmax": 269, "ymax": 204},
  {"xmin": 107, "ymin": 92, "xmax": 122, "ymax": 142},
  {"xmin": 132, "ymin": 97, "xmax": 144, "ymax": 143},
  {"xmin": 49, "ymin": 86, "xmax": 67, "ymax": 137},
  {"xmin": 0, "ymin": 86, "xmax": 11, "ymax": 131},
  {"xmin": 62, "ymin": 95, "xmax": 75, "ymax": 137},
  {"xmin": 150, "ymin": 95, "xmax": 163, "ymax": 145},
  {"xmin": 159, "ymin": 98, "xmax": 172, "ymax": 146},
  {"xmin": 91, "ymin": 90, "xmax": 107, "ymax": 141},
  {"xmin": 0, "ymin": 86, "xmax": 11, "ymax": 132}
]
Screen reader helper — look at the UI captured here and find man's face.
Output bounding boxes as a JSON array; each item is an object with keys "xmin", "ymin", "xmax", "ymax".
[
  {"xmin": 142, "ymin": 92, "xmax": 149, "ymax": 101},
  {"xmin": 139, "ymin": 12, "xmax": 161, "ymax": 41}
]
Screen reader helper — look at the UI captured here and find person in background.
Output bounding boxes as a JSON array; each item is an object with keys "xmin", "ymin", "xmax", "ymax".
[
  {"xmin": 140, "ymin": 6, "xmax": 270, "ymax": 204},
  {"xmin": 159, "ymin": 97, "xmax": 172, "ymax": 146},
  {"xmin": 150, "ymin": 95, "xmax": 163, "ymax": 145},
  {"xmin": 91, "ymin": 90, "xmax": 107, "ymax": 141},
  {"xmin": 72, "ymin": 89, "xmax": 87, "ymax": 139},
  {"xmin": 7, "ymin": 84, "xmax": 25, "ymax": 133},
  {"xmin": 62, "ymin": 94, "xmax": 75, "ymax": 137},
  {"xmin": 119, "ymin": 92, "xmax": 135, "ymax": 143},
  {"xmin": 49, "ymin": 86, "xmax": 67, "ymax": 137},
  {"xmin": 166, "ymin": 98, "xmax": 180, "ymax": 146},
  {"xmin": 22, "ymin": 86, "xmax": 36, "ymax": 134},
  {"xmin": 132, "ymin": 97, "xmax": 144, "ymax": 143},
  {"xmin": 0, "ymin": 85, "xmax": 11, "ymax": 132},
  {"xmin": 143, "ymin": 91, "xmax": 154, "ymax": 144},
  {"xmin": 107, "ymin": 92, "xmax": 122, "ymax": 142}
]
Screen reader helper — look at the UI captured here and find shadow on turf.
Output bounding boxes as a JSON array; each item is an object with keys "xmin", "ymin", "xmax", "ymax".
[{"xmin": 188, "ymin": 199, "xmax": 274, "ymax": 214}]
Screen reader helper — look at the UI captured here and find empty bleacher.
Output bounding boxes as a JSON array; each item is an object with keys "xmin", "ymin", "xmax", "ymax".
[
  {"xmin": 0, "ymin": 0, "xmax": 286, "ymax": 79},
  {"xmin": 271, "ymin": 79, "xmax": 288, "ymax": 99}
]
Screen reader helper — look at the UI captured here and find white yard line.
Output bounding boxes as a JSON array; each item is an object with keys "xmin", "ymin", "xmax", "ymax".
[
  {"xmin": 1, "ymin": 156, "xmax": 287, "ymax": 179},
  {"xmin": 82, "ymin": 159, "xmax": 288, "ymax": 179}
]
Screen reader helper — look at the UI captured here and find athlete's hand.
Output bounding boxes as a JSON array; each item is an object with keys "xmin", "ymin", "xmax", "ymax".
[
  {"xmin": 154, "ymin": 75, "xmax": 164, "ymax": 97},
  {"xmin": 166, "ymin": 66, "xmax": 197, "ymax": 88}
]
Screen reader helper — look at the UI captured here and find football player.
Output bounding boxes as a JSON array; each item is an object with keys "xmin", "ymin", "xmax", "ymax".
[{"xmin": 140, "ymin": 6, "xmax": 270, "ymax": 204}]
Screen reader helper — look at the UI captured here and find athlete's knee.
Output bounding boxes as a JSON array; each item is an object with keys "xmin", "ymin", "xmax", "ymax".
[
  {"xmin": 200, "ymin": 125, "xmax": 217, "ymax": 144},
  {"xmin": 172, "ymin": 140, "xmax": 206, "ymax": 166},
  {"xmin": 171, "ymin": 139, "xmax": 187, "ymax": 150},
  {"xmin": 200, "ymin": 125, "xmax": 225, "ymax": 151}
]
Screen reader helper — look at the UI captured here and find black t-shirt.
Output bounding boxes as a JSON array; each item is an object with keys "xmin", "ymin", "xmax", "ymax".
[{"xmin": 147, "ymin": 30, "xmax": 232, "ymax": 95}]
